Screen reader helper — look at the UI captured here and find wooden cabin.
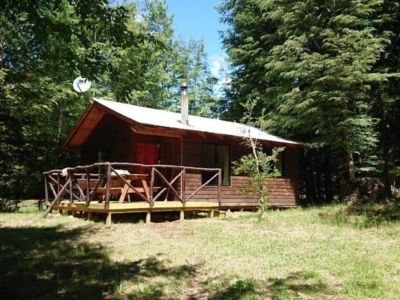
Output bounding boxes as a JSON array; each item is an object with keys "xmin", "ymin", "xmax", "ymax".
[
  {"xmin": 59, "ymin": 97, "xmax": 302, "ymax": 209},
  {"xmin": 43, "ymin": 90, "xmax": 303, "ymax": 224}
]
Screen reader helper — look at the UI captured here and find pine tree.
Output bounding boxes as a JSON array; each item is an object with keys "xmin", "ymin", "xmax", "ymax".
[
  {"xmin": 370, "ymin": 0, "xmax": 400, "ymax": 196},
  {"xmin": 221, "ymin": 0, "xmax": 394, "ymax": 199}
]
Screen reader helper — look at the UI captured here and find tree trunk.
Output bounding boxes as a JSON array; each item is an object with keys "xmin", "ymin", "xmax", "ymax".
[
  {"xmin": 340, "ymin": 149, "xmax": 357, "ymax": 201},
  {"xmin": 382, "ymin": 115, "xmax": 391, "ymax": 199},
  {"xmin": 315, "ymin": 152, "xmax": 323, "ymax": 204},
  {"xmin": 345, "ymin": 150, "xmax": 356, "ymax": 183},
  {"xmin": 304, "ymin": 150, "xmax": 317, "ymax": 205},
  {"xmin": 323, "ymin": 152, "xmax": 333, "ymax": 203}
]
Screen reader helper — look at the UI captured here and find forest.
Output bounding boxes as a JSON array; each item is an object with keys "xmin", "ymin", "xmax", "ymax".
[{"xmin": 1, "ymin": 0, "xmax": 400, "ymax": 206}]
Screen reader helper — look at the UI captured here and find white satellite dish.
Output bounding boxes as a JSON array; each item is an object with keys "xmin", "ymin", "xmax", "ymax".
[{"xmin": 73, "ymin": 76, "xmax": 92, "ymax": 93}]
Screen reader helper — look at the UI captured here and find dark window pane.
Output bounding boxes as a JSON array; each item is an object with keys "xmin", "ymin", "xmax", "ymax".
[
  {"xmin": 216, "ymin": 145, "xmax": 230, "ymax": 185},
  {"xmin": 201, "ymin": 143, "xmax": 230, "ymax": 186}
]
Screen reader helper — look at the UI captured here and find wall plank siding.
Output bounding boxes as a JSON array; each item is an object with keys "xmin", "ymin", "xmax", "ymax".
[
  {"xmin": 181, "ymin": 135, "xmax": 300, "ymax": 207},
  {"xmin": 180, "ymin": 173, "xmax": 298, "ymax": 208}
]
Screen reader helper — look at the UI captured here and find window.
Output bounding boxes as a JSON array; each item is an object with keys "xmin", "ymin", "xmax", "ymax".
[
  {"xmin": 275, "ymin": 150, "xmax": 285, "ymax": 177},
  {"xmin": 201, "ymin": 143, "xmax": 230, "ymax": 186},
  {"xmin": 96, "ymin": 148, "xmax": 110, "ymax": 163}
]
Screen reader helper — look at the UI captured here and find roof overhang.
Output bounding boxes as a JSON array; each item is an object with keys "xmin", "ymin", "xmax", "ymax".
[{"xmin": 62, "ymin": 103, "xmax": 104, "ymax": 152}]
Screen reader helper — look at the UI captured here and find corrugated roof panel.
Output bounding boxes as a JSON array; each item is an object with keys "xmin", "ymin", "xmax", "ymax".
[{"xmin": 93, "ymin": 98, "xmax": 301, "ymax": 145}]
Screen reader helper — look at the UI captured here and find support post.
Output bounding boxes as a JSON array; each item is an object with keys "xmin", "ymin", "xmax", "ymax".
[
  {"xmin": 87, "ymin": 212, "xmax": 92, "ymax": 221},
  {"xmin": 106, "ymin": 213, "xmax": 112, "ymax": 226},
  {"xmin": 180, "ymin": 209, "xmax": 185, "ymax": 221},
  {"xmin": 210, "ymin": 209, "xmax": 214, "ymax": 218},
  {"xmin": 146, "ymin": 211, "xmax": 151, "ymax": 224}
]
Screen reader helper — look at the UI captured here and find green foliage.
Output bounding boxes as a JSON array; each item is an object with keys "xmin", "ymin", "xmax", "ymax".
[
  {"xmin": 220, "ymin": 0, "xmax": 400, "ymax": 202},
  {"xmin": 0, "ymin": 199, "xmax": 19, "ymax": 213},
  {"xmin": 233, "ymin": 99, "xmax": 284, "ymax": 213},
  {"xmin": 221, "ymin": 0, "xmax": 388, "ymax": 159},
  {"xmin": 103, "ymin": 1, "xmax": 219, "ymax": 114},
  {"xmin": 234, "ymin": 147, "xmax": 282, "ymax": 180},
  {"xmin": 234, "ymin": 146, "xmax": 283, "ymax": 214},
  {"xmin": 0, "ymin": 0, "xmax": 219, "ymax": 201}
]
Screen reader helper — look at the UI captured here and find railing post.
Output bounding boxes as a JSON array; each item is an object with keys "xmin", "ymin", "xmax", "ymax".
[
  {"xmin": 43, "ymin": 178, "xmax": 71, "ymax": 218},
  {"xmin": 105, "ymin": 163, "xmax": 111, "ymax": 210},
  {"xmin": 44, "ymin": 176, "xmax": 49, "ymax": 206},
  {"xmin": 150, "ymin": 167, "xmax": 154, "ymax": 207},
  {"xmin": 182, "ymin": 167, "xmax": 186, "ymax": 203},
  {"xmin": 68, "ymin": 170, "xmax": 73, "ymax": 203},
  {"xmin": 57, "ymin": 174, "xmax": 60, "ymax": 194},
  {"xmin": 86, "ymin": 169, "xmax": 90, "ymax": 204},
  {"xmin": 217, "ymin": 169, "xmax": 222, "ymax": 207}
]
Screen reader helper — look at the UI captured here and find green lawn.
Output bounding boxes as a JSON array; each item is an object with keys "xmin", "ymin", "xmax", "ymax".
[{"xmin": 0, "ymin": 202, "xmax": 399, "ymax": 299}]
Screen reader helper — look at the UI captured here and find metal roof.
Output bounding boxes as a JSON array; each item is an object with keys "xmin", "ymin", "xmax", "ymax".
[{"xmin": 93, "ymin": 98, "xmax": 301, "ymax": 146}]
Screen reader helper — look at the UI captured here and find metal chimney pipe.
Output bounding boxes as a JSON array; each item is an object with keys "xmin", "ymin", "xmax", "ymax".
[{"xmin": 180, "ymin": 82, "xmax": 189, "ymax": 125}]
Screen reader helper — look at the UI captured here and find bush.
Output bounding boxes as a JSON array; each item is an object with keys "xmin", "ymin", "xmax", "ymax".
[{"xmin": 0, "ymin": 198, "xmax": 20, "ymax": 212}]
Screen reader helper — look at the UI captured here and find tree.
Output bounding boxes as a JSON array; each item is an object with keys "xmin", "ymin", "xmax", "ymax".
[
  {"xmin": 369, "ymin": 0, "xmax": 400, "ymax": 197},
  {"xmin": 220, "ymin": 0, "xmax": 395, "ymax": 201},
  {"xmin": 0, "ymin": 0, "xmax": 220, "ymax": 204},
  {"xmin": 233, "ymin": 100, "xmax": 283, "ymax": 215},
  {"xmin": 0, "ymin": 0, "xmax": 141, "ymax": 202},
  {"xmin": 105, "ymin": 0, "xmax": 220, "ymax": 116}
]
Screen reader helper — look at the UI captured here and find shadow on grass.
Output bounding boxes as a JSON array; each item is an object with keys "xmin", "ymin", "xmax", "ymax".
[
  {"xmin": 76, "ymin": 211, "xmax": 210, "ymax": 225},
  {"xmin": 268, "ymin": 271, "xmax": 330, "ymax": 299},
  {"xmin": 0, "ymin": 225, "xmax": 195, "ymax": 299},
  {"xmin": 209, "ymin": 278, "xmax": 259, "ymax": 300},
  {"xmin": 208, "ymin": 271, "xmax": 332, "ymax": 300},
  {"xmin": 319, "ymin": 200, "xmax": 400, "ymax": 228}
]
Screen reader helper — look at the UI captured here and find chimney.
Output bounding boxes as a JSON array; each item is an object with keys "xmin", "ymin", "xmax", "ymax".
[{"xmin": 180, "ymin": 82, "xmax": 189, "ymax": 125}]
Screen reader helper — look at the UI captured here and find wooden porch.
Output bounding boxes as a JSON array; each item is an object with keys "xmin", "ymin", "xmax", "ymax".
[
  {"xmin": 54, "ymin": 200, "xmax": 219, "ymax": 225},
  {"xmin": 43, "ymin": 162, "xmax": 222, "ymax": 224}
]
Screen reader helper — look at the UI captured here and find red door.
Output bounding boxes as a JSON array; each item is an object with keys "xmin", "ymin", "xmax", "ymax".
[{"xmin": 136, "ymin": 143, "xmax": 159, "ymax": 174}]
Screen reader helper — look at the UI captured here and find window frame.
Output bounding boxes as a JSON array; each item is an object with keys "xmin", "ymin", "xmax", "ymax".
[
  {"xmin": 96, "ymin": 147, "xmax": 111, "ymax": 163},
  {"xmin": 201, "ymin": 142, "xmax": 231, "ymax": 186}
]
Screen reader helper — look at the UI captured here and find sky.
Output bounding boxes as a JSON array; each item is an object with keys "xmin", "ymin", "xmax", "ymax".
[{"xmin": 165, "ymin": 0, "xmax": 228, "ymax": 80}]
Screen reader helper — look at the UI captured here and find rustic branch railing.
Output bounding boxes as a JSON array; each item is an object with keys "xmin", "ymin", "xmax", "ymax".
[{"xmin": 43, "ymin": 162, "xmax": 221, "ymax": 217}]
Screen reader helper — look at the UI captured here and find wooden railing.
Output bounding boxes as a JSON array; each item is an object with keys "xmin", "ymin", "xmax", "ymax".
[{"xmin": 43, "ymin": 162, "xmax": 221, "ymax": 217}]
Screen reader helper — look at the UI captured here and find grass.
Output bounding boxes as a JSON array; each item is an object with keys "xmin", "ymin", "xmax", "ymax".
[{"xmin": 1, "ymin": 201, "xmax": 399, "ymax": 299}]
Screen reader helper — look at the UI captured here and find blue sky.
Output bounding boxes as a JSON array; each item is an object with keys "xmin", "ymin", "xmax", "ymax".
[
  {"xmin": 165, "ymin": 0, "xmax": 228, "ymax": 80},
  {"xmin": 166, "ymin": 0, "xmax": 224, "ymax": 57},
  {"xmin": 123, "ymin": 0, "xmax": 229, "ymax": 85}
]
